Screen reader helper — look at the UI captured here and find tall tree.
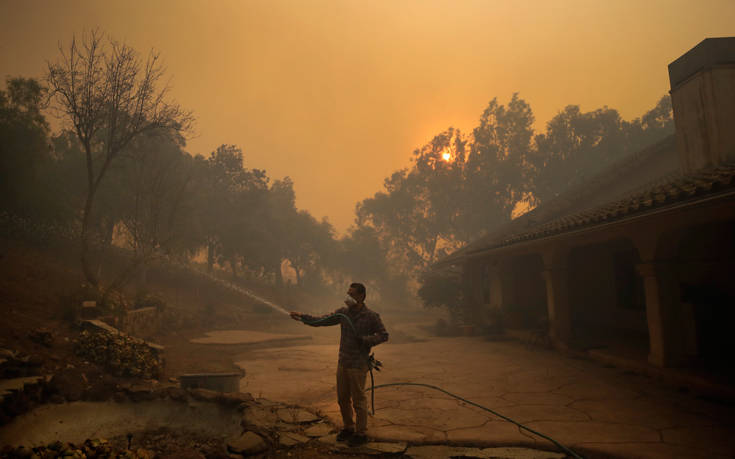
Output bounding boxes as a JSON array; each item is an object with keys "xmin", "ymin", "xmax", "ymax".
[
  {"xmin": 357, "ymin": 127, "xmax": 468, "ymax": 275},
  {"xmin": 464, "ymin": 93, "xmax": 535, "ymax": 237},
  {"xmin": 530, "ymin": 96, "xmax": 673, "ymax": 204},
  {"xmin": 46, "ymin": 29, "xmax": 192, "ymax": 288},
  {"xmin": 0, "ymin": 77, "xmax": 50, "ymax": 217}
]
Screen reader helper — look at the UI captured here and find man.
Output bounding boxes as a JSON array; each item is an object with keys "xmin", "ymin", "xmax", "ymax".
[{"xmin": 290, "ymin": 283, "xmax": 389, "ymax": 446}]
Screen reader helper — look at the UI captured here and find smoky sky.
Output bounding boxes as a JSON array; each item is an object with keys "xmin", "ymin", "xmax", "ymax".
[{"xmin": 2, "ymin": 0, "xmax": 733, "ymax": 232}]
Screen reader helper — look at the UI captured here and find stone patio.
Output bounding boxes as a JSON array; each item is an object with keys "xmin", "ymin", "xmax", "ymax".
[{"xmin": 235, "ymin": 336, "xmax": 735, "ymax": 458}]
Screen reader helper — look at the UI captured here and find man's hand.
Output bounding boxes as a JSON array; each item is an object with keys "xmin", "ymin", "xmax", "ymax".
[{"xmin": 289, "ymin": 312, "xmax": 303, "ymax": 321}]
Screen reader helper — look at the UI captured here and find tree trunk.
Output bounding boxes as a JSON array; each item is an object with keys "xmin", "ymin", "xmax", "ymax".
[
  {"xmin": 230, "ymin": 258, "xmax": 238, "ymax": 280},
  {"xmin": 207, "ymin": 240, "xmax": 215, "ymax": 273},
  {"xmin": 274, "ymin": 262, "xmax": 283, "ymax": 287},
  {"xmin": 80, "ymin": 191, "xmax": 99, "ymax": 288},
  {"xmin": 100, "ymin": 256, "xmax": 146, "ymax": 306},
  {"xmin": 294, "ymin": 265, "xmax": 302, "ymax": 286}
]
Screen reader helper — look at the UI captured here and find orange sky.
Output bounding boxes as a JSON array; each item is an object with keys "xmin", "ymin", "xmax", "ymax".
[{"xmin": 2, "ymin": 0, "xmax": 733, "ymax": 233}]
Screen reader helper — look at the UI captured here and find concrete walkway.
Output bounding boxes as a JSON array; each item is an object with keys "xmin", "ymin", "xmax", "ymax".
[{"xmin": 235, "ymin": 337, "xmax": 735, "ymax": 459}]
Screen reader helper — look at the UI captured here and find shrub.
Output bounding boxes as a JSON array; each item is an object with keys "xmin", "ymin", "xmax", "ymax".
[{"xmin": 74, "ymin": 330, "xmax": 162, "ymax": 379}]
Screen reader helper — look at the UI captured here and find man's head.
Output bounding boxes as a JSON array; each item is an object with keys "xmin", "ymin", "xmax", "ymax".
[{"xmin": 348, "ymin": 282, "xmax": 366, "ymax": 302}]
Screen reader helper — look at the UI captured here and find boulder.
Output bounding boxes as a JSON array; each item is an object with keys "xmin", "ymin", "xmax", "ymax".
[
  {"xmin": 278, "ymin": 432, "xmax": 311, "ymax": 447},
  {"xmin": 166, "ymin": 386, "xmax": 188, "ymax": 401},
  {"xmin": 303, "ymin": 422, "xmax": 334, "ymax": 437},
  {"xmin": 189, "ymin": 388, "xmax": 219, "ymax": 402},
  {"xmin": 242, "ymin": 405, "xmax": 278, "ymax": 430},
  {"xmin": 127, "ymin": 383, "xmax": 157, "ymax": 402},
  {"xmin": 218, "ymin": 391, "xmax": 255, "ymax": 406},
  {"xmin": 227, "ymin": 431, "xmax": 267, "ymax": 455},
  {"xmin": 276, "ymin": 407, "xmax": 319, "ymax": 424}
]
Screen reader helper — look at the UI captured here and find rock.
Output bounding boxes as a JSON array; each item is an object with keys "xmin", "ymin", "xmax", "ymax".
[
  {"xmin": 278, "ymin": 431, "xmax": 311, "ymax": 447},
  {"xmin": 276, "ymin": 407, "xmax": 320, "ymax": 424},
  {"xmin": 0, "ymin": 348, "xmax": 16, "ymax": 359},
  {"xmin": 190, "ymin": 388, "xmax": 219, "ymax": 402},
  {"xmin": 0, "ymin": 376, "xmax": 45, "ymax": 398},
  {"xmin": 364, "ymin": 442, "xmax": 407, "ymax": 454},
  {"xmin": 316, "ymin": 433, "xmax": 338, "ymax": 447},
  {"xmin": 303, "ymin": 422, "xmax": 334, "ymax": 437},
  {"xmin": 166, "ymin": 386, "xmax": 188, "ymax": 401},
  {"xmin": 242, "ymin": 405, "xmax": 278, "ymax": 430},
  {"xmin": 28, "ymin": 328, "xmax": 53, "ymax": 347},
  {"xmin": 127, "ymin": 383, "xmax": 157, "ymax": 402},
  {"xmin": 254, "ymin": 398, "xmax": 282, "ymax": 408},
  {"xmin": 218, "ymin": 391, "xmax": 255, "ymax": 406},
  {"xmin": 227, "ymin": 431, "xmax": 267, "ymax": 455}
]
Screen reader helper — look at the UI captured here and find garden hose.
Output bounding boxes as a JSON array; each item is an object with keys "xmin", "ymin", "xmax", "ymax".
[{"xmin": 298, "ymin": 313, "xmax": 584, "ymax": 459}]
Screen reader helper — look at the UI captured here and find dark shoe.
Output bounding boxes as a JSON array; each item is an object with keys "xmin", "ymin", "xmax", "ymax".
[
  {"xmin": 336, "ymin": 429, "xmax": 353, "ymax": 442},
  {"xmin": 348, "ymin": 434, "xmax": 368, "ymax": 447}
]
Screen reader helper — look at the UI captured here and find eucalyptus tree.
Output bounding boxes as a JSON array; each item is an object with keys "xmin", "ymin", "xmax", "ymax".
[
  {"xmin": 529, "ymin": 95, "xmax": 673, "ymax": 204},
  {"xmin": 464, "ymin": 93, "xmax": 535, "ymax": 237}
]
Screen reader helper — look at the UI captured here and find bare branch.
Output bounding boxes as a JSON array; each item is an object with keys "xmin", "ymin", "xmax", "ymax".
[{"xmin": 44, "ymin": 29, "xmax": 194, "ymax": 288}]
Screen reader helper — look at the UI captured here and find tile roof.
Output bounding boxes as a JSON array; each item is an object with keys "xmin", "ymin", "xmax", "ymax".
[{"xmin": 481, "ymin": 162, "xmax": 735, "ymax": 252}]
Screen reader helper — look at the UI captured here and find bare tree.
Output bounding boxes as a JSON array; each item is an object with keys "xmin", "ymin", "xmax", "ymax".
[{"xmin": 46, "ymin": 29, "xmax": 193, "ymax": 288}]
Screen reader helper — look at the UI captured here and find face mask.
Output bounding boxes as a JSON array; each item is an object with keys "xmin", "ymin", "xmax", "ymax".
[{"xmin": 345, "ymin": 295, "xmax": 358, "ymax": 307}]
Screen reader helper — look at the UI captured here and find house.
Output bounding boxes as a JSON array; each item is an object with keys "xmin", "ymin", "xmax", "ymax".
[{"xmin": 435, "ymin": 37, "xmax": 735, "ymax": 371}]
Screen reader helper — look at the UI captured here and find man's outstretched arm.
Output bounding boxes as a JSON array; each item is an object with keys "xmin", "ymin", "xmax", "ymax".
[{"xmin": 290, "ymin": 310, "xmax": 342, "ymax": 327}]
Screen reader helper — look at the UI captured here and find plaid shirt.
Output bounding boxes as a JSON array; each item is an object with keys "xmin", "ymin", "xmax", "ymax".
[{"xmin": 301, "ymin": 305, "xmax": 389, "ymax": 369}]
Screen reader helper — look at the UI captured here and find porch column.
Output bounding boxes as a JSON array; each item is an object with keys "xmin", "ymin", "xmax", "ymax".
[
  {"xmin": 636, "ymin": 261, "xmax": 684, "ymax": 367},
  {"xmin": 462, "ymin": 260, "xmax": 483, "ymax": 325},
  {"xmin": 487, "ymin": 264, "xmax": 504, "ymax": 310},
  {"xmin": 542, "ymin": 262, "xmax": 573, "ymax": 347}
]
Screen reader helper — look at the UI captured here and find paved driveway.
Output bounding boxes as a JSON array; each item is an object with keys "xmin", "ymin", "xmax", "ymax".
[{"xmin": 235, "ymin": 336, "xmax": 735, "ymax": 458}]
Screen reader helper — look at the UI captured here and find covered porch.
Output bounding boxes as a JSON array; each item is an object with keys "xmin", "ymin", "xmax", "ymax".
[{"xmin": 462, "ymin": 186, "xmax": 735, "ymax": 373}]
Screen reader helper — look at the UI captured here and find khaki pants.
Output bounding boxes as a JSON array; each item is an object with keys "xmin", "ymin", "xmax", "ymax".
[{"xmin": 336, "ymin": 364, "xmax": 368, "ymax": 434}]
